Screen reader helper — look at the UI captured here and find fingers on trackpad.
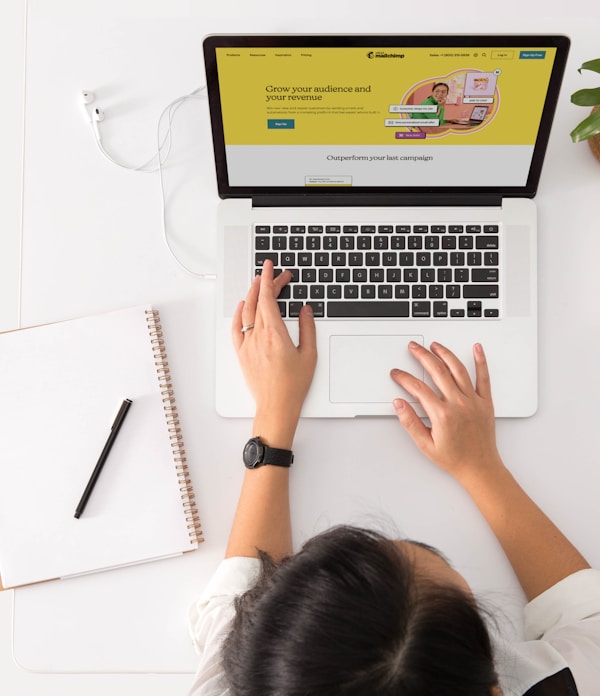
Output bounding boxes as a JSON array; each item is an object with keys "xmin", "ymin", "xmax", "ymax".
[{"xmin": 329, "ymin": 335, "xmax": 424, "ymax": 404}]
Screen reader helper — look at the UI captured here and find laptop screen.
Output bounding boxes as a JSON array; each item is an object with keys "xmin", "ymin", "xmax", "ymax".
[{"xmin": 203, "ymin": 35, "xmax": 570, "ymax": 199}]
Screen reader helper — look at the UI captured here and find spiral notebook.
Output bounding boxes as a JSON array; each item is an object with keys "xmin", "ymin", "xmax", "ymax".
[{"xmin": 0, "ymin": 305, "xmax": 202, "ymax": 591}]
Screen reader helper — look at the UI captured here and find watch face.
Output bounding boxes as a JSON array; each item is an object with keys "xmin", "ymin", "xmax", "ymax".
[{"xmin": 243, "ymin": 437, "xmax": 264, "ymax": 469}]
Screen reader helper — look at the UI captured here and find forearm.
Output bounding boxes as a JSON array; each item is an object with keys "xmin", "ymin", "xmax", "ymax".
[
  {"xmin": 458, "ymin": 461, "xmax": 590, "ymax": 601},
  {"xmin": 225, "ymin": 411, "xmax": 298, "ymax": 561}
]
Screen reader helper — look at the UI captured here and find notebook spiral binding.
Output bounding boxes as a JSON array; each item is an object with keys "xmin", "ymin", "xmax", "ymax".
[{"xmin": 145, "ymin": 309, "xmax": 203, "ymax": 546}]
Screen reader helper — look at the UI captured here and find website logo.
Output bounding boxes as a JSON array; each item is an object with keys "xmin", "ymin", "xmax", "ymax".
[{"xmin": 367, "ymin": 51, "xmax": 405, "ymax": 59}]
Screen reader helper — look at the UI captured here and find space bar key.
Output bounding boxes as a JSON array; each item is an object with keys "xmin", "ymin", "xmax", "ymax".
[{"xmin": 327, "ymin": 301, "xmax": 410, "ymax": 318}]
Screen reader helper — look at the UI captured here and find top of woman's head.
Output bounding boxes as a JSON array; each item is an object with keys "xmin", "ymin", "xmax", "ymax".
[{"xmin": 222, "ymin": 525, "xmax": 498, "ymax": 696}]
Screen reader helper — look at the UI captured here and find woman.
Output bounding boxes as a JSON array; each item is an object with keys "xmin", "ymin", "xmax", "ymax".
[
  {"xmin": 411, "ymin": 81, "xmax": 449, "ymax": 124},
  {"xmin": 188, "ymin": 261, "xmax": 600, "ymax": 695}
]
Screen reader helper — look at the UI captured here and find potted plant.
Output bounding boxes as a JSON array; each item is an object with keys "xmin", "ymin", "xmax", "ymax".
[{"xmin": 570, "ymin": 58, "xmax": 600, "ymax": 161}]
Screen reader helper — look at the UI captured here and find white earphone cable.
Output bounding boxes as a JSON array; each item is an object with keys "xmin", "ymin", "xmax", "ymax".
[{"xmin": 83, "ymin": 86, "xmax": 214, "ymax": 277}]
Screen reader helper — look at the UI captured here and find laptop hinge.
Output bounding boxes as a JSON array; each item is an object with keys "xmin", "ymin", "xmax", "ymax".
[{"xmin": 251, "ymin": 193, "xmax": 503, "ymax": 208}]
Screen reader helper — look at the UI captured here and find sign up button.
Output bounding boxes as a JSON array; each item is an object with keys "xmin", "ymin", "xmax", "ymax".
[
  {"xmin": 268, "ymin": 119, "xmax": 295, "ymax": 129},
  {"xmin": 519, "ymin": 51, "xmax": 546, "ymax": 60}
]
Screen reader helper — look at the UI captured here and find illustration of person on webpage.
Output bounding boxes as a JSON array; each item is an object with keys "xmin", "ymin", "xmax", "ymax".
[
  {"xmin": 397, "ymin": 71, "xmax": 498, "ymax": 138},
  {"xmin": 410, "ymin": 82, "xmax": 449, "ymax": 125}
]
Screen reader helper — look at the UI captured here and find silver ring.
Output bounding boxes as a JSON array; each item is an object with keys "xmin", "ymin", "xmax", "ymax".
[{"xmin": 241, "ymin": 323, "xmax": 255, "ymax": 334}]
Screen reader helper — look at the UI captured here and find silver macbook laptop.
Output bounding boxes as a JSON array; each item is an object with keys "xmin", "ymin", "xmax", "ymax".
[{"xmin": 203, "ymin": 34, "xmax": 569, "ymax": 418}]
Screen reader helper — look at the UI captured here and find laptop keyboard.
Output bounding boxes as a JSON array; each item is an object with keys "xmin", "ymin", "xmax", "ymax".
[{"xmin": 254, "ymin": 223, "xmax": 500, "ymax": 319}]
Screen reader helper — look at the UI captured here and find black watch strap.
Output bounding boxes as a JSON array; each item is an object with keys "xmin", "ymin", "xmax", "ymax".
[{"xmin": 243, "ymin": 436, "xmax": 294, "ymax": 469}]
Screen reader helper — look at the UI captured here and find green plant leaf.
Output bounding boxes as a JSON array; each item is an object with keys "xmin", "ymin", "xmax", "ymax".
[
  {"xmin": 571, "ymin": 87, "xmax": 600, "ymax": 106},
  {"xmin": 570, "ymin": 107, "xmax": 600, "ymax": 142},
  {"xmin": 578, "ymin": 58, "xmax": 600, "ymax": 75}
]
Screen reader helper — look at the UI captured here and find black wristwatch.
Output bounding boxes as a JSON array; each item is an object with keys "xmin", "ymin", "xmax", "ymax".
[{"xmin": 243, "ymin": 436, "xmax": 294, "ymax": 469}]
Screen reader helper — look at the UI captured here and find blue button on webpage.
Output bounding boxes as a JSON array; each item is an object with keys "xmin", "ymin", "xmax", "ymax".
[
  {"xmin": 519, "ymin": 51, "xmax": 546, "ymax": 60},
  {"xmin": 267, "ymin": 119, "xmax": 295, "ymax": 129}
]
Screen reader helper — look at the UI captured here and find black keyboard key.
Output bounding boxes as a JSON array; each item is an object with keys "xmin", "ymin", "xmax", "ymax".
[
  {"xmin": 315, "ymin": 252, "xmax": 329, "ymax": 266},
  {"xmin": 273, "ymin": 225, "xmax": 288, "ymax": 234},
  {"xmin": 293, "ymin": 285, "xmax": 308, "ymax": 299},
  {"xmin": 408, "ymin": 236, "xmax": 423, "ymax": 250},
  {"xmin": 433, "ymin": 301, "xmax": 448, "ymax": 317},
  {"xmin": 255, "ymin": 225, "xmax": 271, "ymax": 234},
  {"xmin": 412, "ymin": 301, "xmax": 431, "ymax": 317},
  {"xmin": 391, "ymin": 237, "xmax": 406, "ymax": 250},
  {"xmin": 442, "ymin": 236, "xmax": 457, "ymax": 249},
  {"xmin": 467, "ymin": 252, "xmax": 482, "ymax": 266},
  {"xmin": 431, "ymin": 225, "xmax": 446, "ymax": 234},
  {"xmin": 280, "ymin": 252, "xmax": 295, "ymax": 266},
  {"xmin": 289, "ymin": 302, "xmax": 303, "ymax": 317},
  {"xmin": 378, "ymin": 285, "xmax": 393, "ymax": 299},
  {"xmin": 277, "ymin": 301, "xmax": 286, "ymax": 317},
  {"xmin": 328, "ymin": 285, "xmax": 343, "ymax": 299},
  {"xmin": 414, "ymin": 225, "xmax": 429, "ymax": 234},
  {"xmin": 361, "ymin": 225, "xmax": 376, "ymax": 234},
  {"xmin": 323, "ymin": 236, "xmax": 338, "ymax": 250},
  {"xmin": 425, "ymin": 236, "xmax": 440, "ymax": 250},
  {"xmin": 472, "ymin": 268, "xmax": 499, "ymax": 282},
  {"xmin": 459, "ymin": 236, "xmax": 474, "ymax": 249},
  {"xmin": 412, "ymin": 285, "xmax": 427, "ymax": 299},
  {"xmin": 378, "ymin": 225, "xmax": 394, "ymax": 234},
  {"xmin": 366, "ymin": 252, "xmax": 381, "ymax": 266},
  {"xmin": 291, "ymin": 225, "xmax": 306, "ymax": 234},
  {"xmin": 310, "ymin": 285, "xmax": 325, "ymax": 299},
  {"xmin": 308, "ymin": 225, "xmax": 323, "ymax": 234},
  {"xmin": 395, "ymin": 285, "xmax": 410, "ymax": 299},
  {"xmin": 307, "ymin": 236, "xmax": 321, "ymax": 250},
  {"xmin": 344, "ymin": 285, "xmax": 359, "ymax": 299},
  {"xmin": 353, "ymin": 268, "xmax": 368, "ymax": 282},
  {"xmin": 336, "ymin": 268, "xmax": 350, "ymax": 282},
  {"xmin": 357, "ymin": 236, "xmax": 372, "ymax": 250},
  {"xmin": 466, "ymin": 225, "xmax": 481, "ymax": 233},
  {"xmin": 343, "ymin": 225, "xmax": 358, "ymax": 234},
  {"xmin": 484, "ymin": 225, "xmax": 499, "ymax": 233},
  {"xmin": 484, "ymin": 252, "xmax": 499, "ymax": 266},
  {"xmin": 349, "ymin": 252, "xmax": 363, "ymax": 266},
  {"xmin": 451, "ymin": 309, "xmax": 465, "ymax": 317},
  {"xmin": 255, "ymin": 237, "xmax": 270, "ymax": 250},
  {"xmin": 256, "ymin": 252, "xmax": 278, "ymax": 266},
  {"xmin": 463, "ymin": 285, "xmax": 499, "ymax": 299},
  {"xmin": 340, "ymin": 236, "xmax": 355, "ymax": 250},
  {"xmin": 327, "ymin": 301, "xmax": 410, "ymax": 317},
  {"xmin": 449, "ymin": 225, "xmax": 464, "ymax": 234},
  {"xmin": 396, "ymin": 225, "xmax": 411, "ymax": 234},
  {"xmin": 319, "ymin": 268, "xmax": 334, "ymax": 282},
  {"xmin": 289, "ymin": 236, "xmax": 304, "ymax": 250},
  {"xmin": 307, "ymin": 301, "xmax": 325, "ymax": 317},
  {"xmin": 298, "ymin": 253, "xmax": 313, "ymax": 266},
  {"xmin": 332, "ymin": 252, "xmax": 347, "ymax": 266},
  {"xmin": 383, "ymin": 252, "xmax": 398, "ymax": 266},
  {"xmin": 325, "ymin": 225, "xmax": 341, "ymax": 233},
  {"xmin": 476, "ymin": 236, "xmax": 499, "ymax": 249},
  {"xmin": 302, "ymin": 268, "xmax": 316, "ymax": 283},
  {"xmin": 429, "ymin": 285, "xmax": 444, "ymax": 299},
  {"xmin": 361, "ymin": 285, "xmax": 376, "ymax": 299}
]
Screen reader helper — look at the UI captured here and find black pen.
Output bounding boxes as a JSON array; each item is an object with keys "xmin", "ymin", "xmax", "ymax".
[{"xmin": 74, "ymin": 398, "xmax": 133, "ymax": 519}]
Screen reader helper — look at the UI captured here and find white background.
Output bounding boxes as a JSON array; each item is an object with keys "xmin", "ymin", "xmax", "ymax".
[{"xmin": 1, "ymin": 1, "xmax": 600, "ymax": 694}]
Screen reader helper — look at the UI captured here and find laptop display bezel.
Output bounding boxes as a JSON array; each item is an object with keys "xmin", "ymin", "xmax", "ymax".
[{"xmin": 203, "ymin": 34, "xmax": 570, "ymax": 202}]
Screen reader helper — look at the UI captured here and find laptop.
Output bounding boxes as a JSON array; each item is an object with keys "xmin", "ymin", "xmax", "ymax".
[
  {"xmin": 203, "ymin": 34, "xmax": 570, "ymax": 418},
  {"xmin": 448, "ymin": 105, "xmax": 489, "ymax": 126}
]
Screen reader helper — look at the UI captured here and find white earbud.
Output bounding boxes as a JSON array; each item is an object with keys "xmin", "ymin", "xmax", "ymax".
[
  {"xmin": 92, "ymin": 106, "xmax": 104, "ymax": 141},
  {"xmin": 80, "ymin": 90, "xmax": 95, "ymax": 123}
]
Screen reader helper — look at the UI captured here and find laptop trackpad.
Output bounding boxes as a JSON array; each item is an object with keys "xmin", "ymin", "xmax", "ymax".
[{"xmin": 329, "ymin": 335, "xmax": 425, "ymax": 404}]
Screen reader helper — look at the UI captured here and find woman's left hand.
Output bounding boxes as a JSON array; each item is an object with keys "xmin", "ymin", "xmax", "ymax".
[{"xmin": 232, "ymin": 260, "xmax": 317, "ymax": 447}]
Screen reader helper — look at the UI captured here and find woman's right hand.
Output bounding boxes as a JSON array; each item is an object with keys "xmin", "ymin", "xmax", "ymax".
[{"xmin": 390, "ymin": 341, "xmax": 504, "ymax": 486}]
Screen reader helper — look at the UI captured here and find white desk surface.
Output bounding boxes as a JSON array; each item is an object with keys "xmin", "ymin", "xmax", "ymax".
[{"xmin": 2, "ymin": 1, "xmax": 600, "ymax": 694}]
